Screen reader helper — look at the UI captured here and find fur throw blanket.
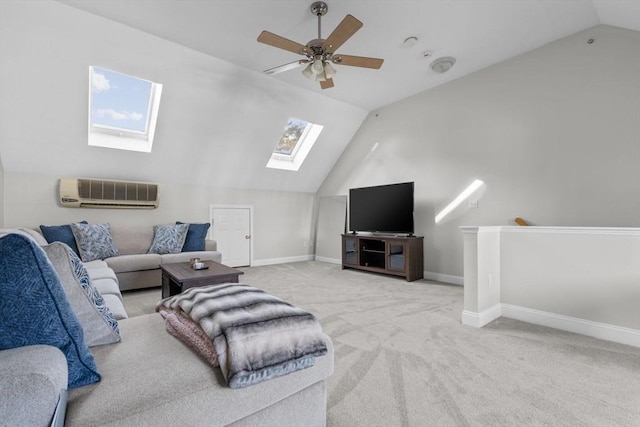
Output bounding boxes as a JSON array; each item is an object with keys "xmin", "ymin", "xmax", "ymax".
[{"xmin": 156, "ymin": 283, "xmax": 328, "ymax": 388}]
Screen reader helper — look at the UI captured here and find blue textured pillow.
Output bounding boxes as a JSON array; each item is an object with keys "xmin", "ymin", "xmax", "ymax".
[
  {"xmin": 40, "ymin": 221, "xmax": 87, "ymax": 256},
  {"xmin": 0, "ymin": 234, "xmax": 101, "ymax": 389},
  {"xmin": 176, "ymin": 222, "xmax": 211, "ymax": 252},
  {"xmin": 148, "ymin": 223, "xmax": 189, "ymax": 254},
  {"xmin": 70, "ymin": 223, "xmax": 119, "ymax": 262}
]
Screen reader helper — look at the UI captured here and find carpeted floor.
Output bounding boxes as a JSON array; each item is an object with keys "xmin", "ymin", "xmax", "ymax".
[{"xmin": 122, "ymin": 261, "xmax": 640, "ymax": 426}]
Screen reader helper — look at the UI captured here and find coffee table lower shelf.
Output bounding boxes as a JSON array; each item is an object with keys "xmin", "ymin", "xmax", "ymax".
[{"xmin": 161, "ymin": 260, "xmax": 244, "ymax": 298}]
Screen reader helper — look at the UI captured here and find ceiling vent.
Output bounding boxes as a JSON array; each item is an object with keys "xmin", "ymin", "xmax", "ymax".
[{"xmin": 59, "ymin": 178, "xmax": 159, "ymax": 209}]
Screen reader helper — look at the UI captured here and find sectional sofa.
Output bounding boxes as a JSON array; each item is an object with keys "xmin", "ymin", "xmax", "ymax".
[
  {"xmin": 37, "ymin": 222, "xmax": 222, "ymax": 291},
  {"xmin": 0, "ymin": 230, "xmax": 334, "ymax": 426}
]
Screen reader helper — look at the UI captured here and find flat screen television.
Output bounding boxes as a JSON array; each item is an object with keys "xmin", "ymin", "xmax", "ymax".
[{"xmin": 349, "ymin": 182, "xmax": 414, "ymax": 235}]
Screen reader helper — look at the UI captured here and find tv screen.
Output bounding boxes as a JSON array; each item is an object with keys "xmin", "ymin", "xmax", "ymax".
[{"xmin": 349, "ymin": 182, "xmax": 414, "ymax": 235}]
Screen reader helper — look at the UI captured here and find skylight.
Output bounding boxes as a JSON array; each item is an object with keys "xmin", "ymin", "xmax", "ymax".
[
  {"xmin": 88, "ymin": 66, "xmax": 162, "ymax": 153},
  {"xmin": 266, "ymin": 118, "xmax": 323, "ymax": 171}
]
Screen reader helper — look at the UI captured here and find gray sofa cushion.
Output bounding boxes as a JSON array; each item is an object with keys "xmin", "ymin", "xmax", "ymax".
[
  {"xmin": 91, "ymin": 278, "xmax": 122, "ymax": 298},
  {"xmin": 110, "ymin": 225, "xmax": 155, "ymax": 255},
  {"xmin": 106, "ymin": 253, "xmax": 162, "ymax": 273},
  {"xmin": 83, "ymin": 262, "xmax": 128, "ymax": 321},
  {"xmin": 83, "ymin": 260, "xmax": 109, "ymax": 269},
  {"xmin": 0, "ymin": 345, "xmax": 68, "ymax": 427},
  {"xmin": 86, "ymin": 266, "xmax": 117, "ymax": 281},
  {"xmin": 0, "ymin": 228, "xmax": 48, "ymax": 245},
  {"xmin": 101, "ymin": 294, "xmax": 128, "ymax": 320}
]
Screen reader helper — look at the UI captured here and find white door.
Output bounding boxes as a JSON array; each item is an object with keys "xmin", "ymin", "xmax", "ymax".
[{"xmin": 211, "ymin": 206, "xmax": 251, "ymax": 267}]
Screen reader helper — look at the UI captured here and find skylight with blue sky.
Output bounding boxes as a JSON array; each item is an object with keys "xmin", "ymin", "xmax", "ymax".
[
  {"xmin": 88, "ymin": 66, "xmax": 162, "ymax": 152},
  {"xmin": 91, "ymin": 66, "xmax": 152, "ymax": 133},
  {"xmin": 267, "ymin": 117, "xmax": 323, "ymax": 171}
]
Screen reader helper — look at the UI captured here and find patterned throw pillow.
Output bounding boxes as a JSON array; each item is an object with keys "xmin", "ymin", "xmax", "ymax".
[
  {"xmin": 176, "ymin": 222, "xmax": 211, "ymax": 252},
  {"xmin": 40, "ymin": 221, "xmax": 87, "ymax": 257},
  {"xmin": 148, "ymin": 223, "xmax": 189, "ymax": 254},
  {"xmin": 0, "ymin": 234, "xmax": 101, "ymax": 389},
  {"xmin": 71, "ymin": 223, "xmax": 119, "ymax": 262},
  {"xmin": 43, "ymin": 242, "xmax": 120, "ymax": 347}
]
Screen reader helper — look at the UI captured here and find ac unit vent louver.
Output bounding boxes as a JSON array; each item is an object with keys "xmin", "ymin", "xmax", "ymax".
[{"xmin": 59, "ymin": 178, "xmax": 159, "ymax": 209}]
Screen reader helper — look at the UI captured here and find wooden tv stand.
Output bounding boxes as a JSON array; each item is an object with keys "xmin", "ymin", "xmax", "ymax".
[{"xmin": 341, "ymin": 234, "xmax": 424, "ymax": 282}]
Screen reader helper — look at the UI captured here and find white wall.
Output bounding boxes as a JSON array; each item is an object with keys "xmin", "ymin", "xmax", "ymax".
[
  {"xmin": 3, "ymin": 171, "xmax": 314, "ymax": 263},
  {"xmin": 0, "ymin": 0, "xmax": 367, "ymax": 194},
  {"xmin": 461, "ymin": 226, "xmax": 640, "ymax": 347},
  {"xmin": 317, "ymin": 25, "xmax": 640, "ymax": 280},
  {"xmin": 314, "ymin": 195, "xmax": 347, "ymax": 263},
  {"xmin": 0, "ymin": 0, "xmax": 359, "ymax": 264}
]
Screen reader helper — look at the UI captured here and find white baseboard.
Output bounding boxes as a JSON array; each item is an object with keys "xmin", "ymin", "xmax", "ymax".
[
  {"xmin": 314, "ymin": 256, "xmax": 341, "ymax": 264},
  {"xmin": 501, "ymin": 304, "xmax": 640, "ymax": 348},
  {"xmin": 461, "ymin": 304, "xmax": 502, "ymax": 328},
  {"xmin": 251, "ymin": 255, "xmax": 314, "ymax": 267},
  {"xmin": 424, "ymin": 271, "xmax": 464, "ymax": 285}
]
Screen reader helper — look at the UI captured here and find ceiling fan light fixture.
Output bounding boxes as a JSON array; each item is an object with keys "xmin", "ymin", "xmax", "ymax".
[
  {"xmin": 323, "ymin": 61, "xmax": 336, "ymax": 79},
  {"xmin": 311, "ymin": 59, "xmax": 325, "ymax": 75},
  {"xmin": 302, "ymin": 63, "xmax": 314, "ymax": 79}
]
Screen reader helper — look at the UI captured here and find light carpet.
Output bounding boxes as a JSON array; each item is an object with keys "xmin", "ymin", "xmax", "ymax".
[{"xmin": 122, "ymin": 261, "xmax": 640, "ymax": 426}]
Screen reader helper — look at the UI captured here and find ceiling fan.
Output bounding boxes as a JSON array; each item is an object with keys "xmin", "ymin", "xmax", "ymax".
[{"xmin": 257, "ymin": 1, "xmax": 384, "ymax": 89}]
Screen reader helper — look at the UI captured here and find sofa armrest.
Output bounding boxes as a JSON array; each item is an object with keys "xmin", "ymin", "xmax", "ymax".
[
  {"xmin": 0, "ymin": 345, "xmax": 68, "ymax": 426},
  {"xmin": 204, "ymin": 239, "xmax": 217, "ymax": 251}
]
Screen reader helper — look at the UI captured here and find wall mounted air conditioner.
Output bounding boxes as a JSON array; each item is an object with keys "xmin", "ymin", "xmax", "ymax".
[{"xmin": 59, "ymin": 178, "xmax": 159, "ymax": 209}]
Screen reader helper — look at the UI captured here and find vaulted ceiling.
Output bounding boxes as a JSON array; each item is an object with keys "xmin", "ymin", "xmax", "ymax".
[
  {"xmin": 1, "ymin": 1, "xmax": 638, "ymax": 194},
  {"xmin": 58, "ymin": 0, "xmax": 639, "ymax": 111}
]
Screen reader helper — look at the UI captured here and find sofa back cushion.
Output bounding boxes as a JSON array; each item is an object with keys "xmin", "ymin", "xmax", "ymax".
[
  {"xmin": 109, "ymin": 226, "xmax": 155, "ymax": 255},
  {"xmin": 0, "ymin": 234, "xmax": 101, "ymax": 389},
  {"xmin": 0, "ymin": 228, "xmax": 48, "ymax": 246}
]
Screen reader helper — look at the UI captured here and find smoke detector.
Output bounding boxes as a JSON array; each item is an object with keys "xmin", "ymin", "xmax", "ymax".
[{"xmin": 430, "ymin": 56, "xmax": 456, "ymax": 73}]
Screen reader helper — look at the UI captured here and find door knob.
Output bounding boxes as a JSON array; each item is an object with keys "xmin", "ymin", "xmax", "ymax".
[{"xmin": 245, "ymin": 235, "xmax": 251, "ymax": 239}]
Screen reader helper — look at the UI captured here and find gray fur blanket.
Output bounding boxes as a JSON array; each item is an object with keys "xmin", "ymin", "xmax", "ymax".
[{"xmin": 156, "ymin": 283, "xmax": 328, "ymax": 388}]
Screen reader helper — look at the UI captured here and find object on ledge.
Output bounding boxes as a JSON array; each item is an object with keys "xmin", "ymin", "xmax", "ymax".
[{"xmin": 514, "ymin": 217, "xmax": 529, "ymax": 226}]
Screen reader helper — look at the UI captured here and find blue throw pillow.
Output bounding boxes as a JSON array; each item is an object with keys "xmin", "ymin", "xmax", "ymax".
[
  {"xmin": 0, "ymin": 234, "xmax": 101, "ymax": 389},
  {"xmin": 177, "ymin": 222, "xmax": 211, "ymax": 252},
  {"xmin": 40, "ymin": 221, "xmax": 88, "ymax": 257}
]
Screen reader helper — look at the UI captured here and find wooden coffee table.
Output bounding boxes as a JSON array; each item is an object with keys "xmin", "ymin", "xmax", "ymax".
[{"xmin": 161, "ymin": 260, "xmax": 244, "ymax": 298}]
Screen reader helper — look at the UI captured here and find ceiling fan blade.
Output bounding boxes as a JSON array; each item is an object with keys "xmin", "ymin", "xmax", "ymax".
[
  {"xmin": 263, "ymin": 59, "xmax": 309, "ymax": 75},
  {"xmin": 320, "ymin": 78, "xmax": 334, "ymax": 89},
  {"xmin": 332, "ymin": 54, "xmax": 384, "ymax": 69},
  {"xmin": 257, "ymin": 31, "xmax": 309, "ymax": 56},
  {"xmin": 321, "ymin": 14, "xmax": 363, "ymax": 54}
]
